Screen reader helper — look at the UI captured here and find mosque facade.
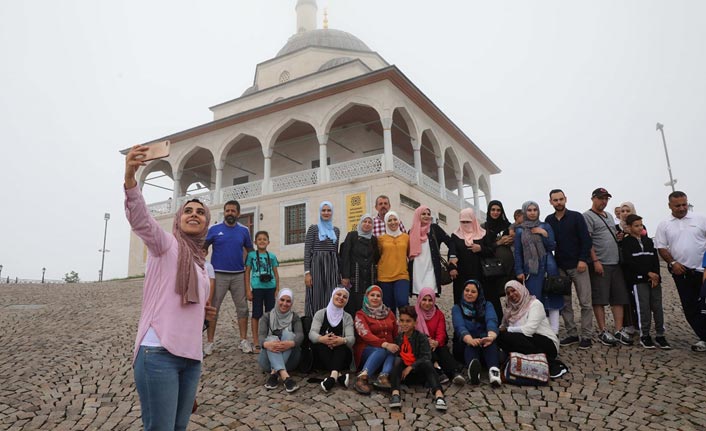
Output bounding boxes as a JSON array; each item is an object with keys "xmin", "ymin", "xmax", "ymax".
[{"xmin": 126, "ymin": 0, "xmax": 500, "ymax": 277}]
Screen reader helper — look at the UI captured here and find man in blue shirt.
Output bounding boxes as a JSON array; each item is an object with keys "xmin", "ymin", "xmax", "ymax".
[
  {"xmin": 546, "ymin": 189, "xmax": 595, "ymax": 349},
  {"xmin": 205, "ymin": 200, "xmax": 253, "ymax": 354}
]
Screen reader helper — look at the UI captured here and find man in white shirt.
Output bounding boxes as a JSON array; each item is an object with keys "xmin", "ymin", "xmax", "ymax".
[{"xmin": 654, "ymin": 191, "xmax": 706, "ymax": 352}]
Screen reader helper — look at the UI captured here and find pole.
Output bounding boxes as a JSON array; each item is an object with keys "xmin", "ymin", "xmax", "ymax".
[
  {"xmin": 656, "ymin": 123, "xmax": 676, "ymax": 193},
  {"xmin": 100, "ymin": 213, "xmax": 110, "ymax": 282}
]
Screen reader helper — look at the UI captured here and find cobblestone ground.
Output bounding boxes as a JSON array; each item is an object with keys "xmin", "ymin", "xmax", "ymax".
[{"xmin": 2, "ymin": 267, "xmax": 706, "ymax": 430}]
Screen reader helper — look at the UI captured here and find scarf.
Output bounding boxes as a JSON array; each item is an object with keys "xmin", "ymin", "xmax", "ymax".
[
  {"xmin": 317, "ymin": 201, "xmax": 337, "ymax": 242},
  {"xmin": 484, "ymin": 200, "xmax": 511, "ymax": 236},
  {"xmin": 619, "ymin": 201, "xmax": 636, "ymax": 231},
  {"xmin": 519, "ymin": 201, "xmax": 545, "ymax": 274},
  {"xmin": 326, "ymin": 287, "xmax": 348, "ymax": 327},
  {"xmin": 502, "ymin": 280, "xmax": 535, "ymax": 327},
  {"xmin": 384, "ymin": 211, "xmax": 402, "ymax": 237},
  {"xmin": 269, "ymin": 288, "xmax": 294, "ymax": 333},
  {"xmin": 357, "ymin": 213, "xmax": 373, "ymax": 239},
  {"xmin": 460, "ymin": 280, "xmax": 486, "ymax": 321},
  {"xmin": 454, "ymin": 208, "xmax": 486, "ymax": 247},
  {"xmin": 172, "ymin": 200, "xmax": 211, "ymax": 304},
  {"xmin": 409, "ymin": 205, "xmax": 432, "ymax": 258},
  {"xmin": 414, "ymin": 287, "xmax": 437, "ymax": 335},
  {"xmin": 361, "ymin": 285, "xmax": 390, "ymax": 320}
]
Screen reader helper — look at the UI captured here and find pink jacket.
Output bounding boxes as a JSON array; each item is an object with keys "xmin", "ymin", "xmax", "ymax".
[{"xmin": 125, "ymin": 186, "xmax": 208, "ymax": 363}]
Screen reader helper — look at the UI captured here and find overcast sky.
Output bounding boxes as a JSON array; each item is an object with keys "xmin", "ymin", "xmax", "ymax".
[{"xmin": 1, "ymin": 1, "xmax": 703, "ymax": 281}]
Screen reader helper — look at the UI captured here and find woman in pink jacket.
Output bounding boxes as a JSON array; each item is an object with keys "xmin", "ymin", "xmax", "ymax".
[{"xmin": 124, "ymin": 145, "xmax": 216, "ymax": 430}]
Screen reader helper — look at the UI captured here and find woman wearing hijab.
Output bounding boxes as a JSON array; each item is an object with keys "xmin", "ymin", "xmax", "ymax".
[
  {"xmin": 451, "ymin": 280, "xmax": 502, "ymax": 386},
  {"xmin": 259, "ymin": 289, "xmax": 303, "ymax": 393},
  {"xmin": 481, "ymin": 200, "xmax": 516, "ymax": 321},
  {"xmin": 619, "ymin": 201, "xmax": 647, "ymax": 236},
  {"xmin": 309, "ymin": 287, "xmax": 355, "ymax": 392},
  {"xmin": 353, "ymin": 285, "xmax": 399, "ymax": 394},
  {"xmin": 498, "ymin": 280, "xmax": 565, "ymax": 378},
  {"xmin": 449, "ymin": 208, "xmax": 493, "ymax": 306},
  {"xmin": 124, "ymin": 145, "xmax": 217, "ymax": 430},
  {"xmin": 415, "ymin": 287, "xmax": 465, "ymax": 385},
  {"xmin": 408, "ymin": 205, "xmax": 455, "ymax": 297},
  {"xmin": 513, "ymin": 201, "xmax": 564, "ymax": 334},
  {"xmin": 304, "ymin": 201, "xmax": 341, "ymax": 317},
  {"xmin": 377, "ymin": 211, "xmax": 411, "ymax": 312},
  {"xmin": 340, "ymin": 213, "xmax": 380, "ymax": 315}
]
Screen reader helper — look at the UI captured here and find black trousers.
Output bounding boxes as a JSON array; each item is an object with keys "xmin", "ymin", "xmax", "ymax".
[
  {"xmin": 390, "ymin": 358, "xmax": 441, "ymax": 393},
  {"xmin": 431, "ymin": 345, "xmax": 461, "ymax": 378},
  {"xmin": 673, "ymin": 271, "xmax": 706, "ymax": 341},
  {"xmin": 312, "ymin": 343, "xmax": 352, "ymax": 372},
  {"xmin": 497, "ymin": 332, "xmax": 558, "ymax": 362}
]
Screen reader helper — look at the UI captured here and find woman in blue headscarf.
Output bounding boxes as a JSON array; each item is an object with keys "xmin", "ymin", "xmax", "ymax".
[{"xmin": 304, "ymin": 201, "xmax": 341, "ymax": 317}]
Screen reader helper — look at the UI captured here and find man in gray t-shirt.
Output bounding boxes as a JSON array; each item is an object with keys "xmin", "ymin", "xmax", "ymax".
[{"xmin": 583, "ymin": 188, "xmax": 631, "ymax": 347}]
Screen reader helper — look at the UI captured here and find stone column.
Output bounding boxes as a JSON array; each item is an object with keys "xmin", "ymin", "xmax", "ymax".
[
  {"xmin": 456, "ymin": 173, "xmax": 465, "ymax": 208},
  {"xmin": 473, "ymin": 186, "xmax": 480, "ymax": 212},
  {"xmin": 413, "ymin": 146, "xmax": 422, "ymax": 185},
  {"xmin": 214, "ymin": 160, "xmax": 223, "ymax": 205},
  {"xmin": 262, "ymin": 148, "xmax": 272, "ymax": 194},
  {"xmin": 172, "ymin": 172, "xmax": 181, "ymax": 202},
  {"xmin": 317, "ymin": 133, "xmax": 329, "ymax": 183},
  {"xmin": 382, "ymin": 117, "xmax": 393, "ymax": 171},
  {"xmin": 436, "ymin": 157, "xmax": 446, "ymax": 196}
]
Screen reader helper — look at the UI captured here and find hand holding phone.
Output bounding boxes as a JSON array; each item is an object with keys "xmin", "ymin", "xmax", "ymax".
[{"xmin": 139, "ymin": 140, "xmax": 170, "ymax": 162}]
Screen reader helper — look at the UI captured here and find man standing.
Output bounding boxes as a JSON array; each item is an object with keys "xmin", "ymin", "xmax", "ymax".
[
  {"xmin": 583, "ymin": 188, "xmax": 631, "ymax": 346},
  {"xmin": 654, "ymin": 191, "xmax": 706, "ymax": 351},
  {"xmin": 546, "ymin": 189, "xmax": 594, "ymax": 350},
  {"xmin": 372, "ymin": 195, "xmax": 406, "ymax": 236},
  {"xmin": 205, "ymin": 200, "xmax": 253, "ymax": 354}
]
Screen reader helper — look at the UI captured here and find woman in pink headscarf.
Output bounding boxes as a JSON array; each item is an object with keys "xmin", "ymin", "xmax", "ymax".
[
  {"xmin": 448, "ymin": 208, "xmax": 494, "ymax": 306},
  {"xmin": 408, "ymin": 205, "xmax": 455, "ymax": 298}
]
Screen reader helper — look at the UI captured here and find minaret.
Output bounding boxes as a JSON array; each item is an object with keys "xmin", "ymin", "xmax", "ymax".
[{"xmin": 296, "ymin": 0, "xmax": 317, "ymax": 33}]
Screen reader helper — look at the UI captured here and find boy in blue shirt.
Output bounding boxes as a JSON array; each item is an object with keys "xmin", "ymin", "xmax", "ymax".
[{"xmin": 246, "ymin": 231, "xmax": 280, "ymax": 351}]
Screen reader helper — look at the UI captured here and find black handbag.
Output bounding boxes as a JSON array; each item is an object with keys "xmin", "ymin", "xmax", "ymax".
[
  {"xmin": 542, "ymin": 275, "xmax": 572, "ymax": 296},
  {"xmin": 439, "ymin": 256, "xmax": 453, "ymax": 286},
  {"xmin": 480, "ymin": 257, "xmax": 505, "ymax": 278}
]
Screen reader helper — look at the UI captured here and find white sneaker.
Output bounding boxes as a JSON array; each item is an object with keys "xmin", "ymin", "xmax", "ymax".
[
  {"xmin": 489, "ymin": 366, "xmax": 502, "ymax": 387},
  {"xmin": 203, "ymin": 342, "xmax": 214, "ymax": 356},
  {"xmin": 239, "ymin": 339, "xmax": 253, "ymax": 353},
  {"xmin": 692, "ymin": 340, "xmax": 706, "ymax": 352}
]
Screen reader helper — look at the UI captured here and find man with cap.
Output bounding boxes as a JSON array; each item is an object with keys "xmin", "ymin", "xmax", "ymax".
[
  {"xmin": 583, "ymin": 188, "xmax": 632, "ymax": 346},
  {"xmin": 654, "ymin": 191, "xmax": 706, "ymax": 352}
]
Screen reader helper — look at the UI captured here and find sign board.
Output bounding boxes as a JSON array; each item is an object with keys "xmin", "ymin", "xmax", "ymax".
[{"xmin": 345, "ymin": 191, "xmax": 367, "ymax": 233}]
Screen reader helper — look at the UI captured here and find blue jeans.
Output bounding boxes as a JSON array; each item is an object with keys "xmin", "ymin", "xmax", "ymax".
[
  {"xmin": 258, "ymin": 330, "xmax": 301, "ymax": 372},
  {"xmin": 457, "ymin": 340, "xmax": 500, "ymax": 369},
  {"xmin": 133, "ymin": 346, "xmax": 201, "ymax": 431},
  {"xmin": 360, "ymin": 346, "xmax": 395, "ymax": 375},
  {"xmin": 378, "ymin": 279, "xmax": 409, "ymax": 313}
]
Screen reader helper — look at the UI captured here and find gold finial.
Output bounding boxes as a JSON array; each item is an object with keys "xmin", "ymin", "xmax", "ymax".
[{"xmin": 323, "ymin": 7, "xmax": 329, "ymax": 29}]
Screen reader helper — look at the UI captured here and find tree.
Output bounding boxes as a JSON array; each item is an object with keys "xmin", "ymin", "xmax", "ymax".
[{"xmin": 64, "ymin": 271, "xmax": 80, "ymax": 283}]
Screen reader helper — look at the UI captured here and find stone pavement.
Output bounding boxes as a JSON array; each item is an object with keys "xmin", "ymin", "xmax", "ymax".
[{"xmin": 2, "ymin": 268, "xmax": 706, "ymax": 430}]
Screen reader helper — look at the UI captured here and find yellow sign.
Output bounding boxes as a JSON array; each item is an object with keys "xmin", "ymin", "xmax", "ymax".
[{"xmin": 345, "ymin": 192, "xmax": 367, "ymax": 233}]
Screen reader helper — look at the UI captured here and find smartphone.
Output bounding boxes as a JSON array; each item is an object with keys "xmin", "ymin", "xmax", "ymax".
[{"xmin": 141, "ymin": 140, "xmax": 170, "ymax": 161}]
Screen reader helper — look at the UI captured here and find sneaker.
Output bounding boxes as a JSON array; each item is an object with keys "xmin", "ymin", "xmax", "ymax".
[
  {"xmin": 283, "ymin": 377, "xmax": 299, "ymax": 393},
  {"xmin": 578, "ymin": 338, "xmax": 592, "ymax": 350},
  {"xmin": 374, "ymin": 373, "xmax": 391, "ymax": 389},
  {"xmin": 203, "ymin": 342, "xmax": 213, "ymax": 356},
  {"xmin": 438, "ymin": 373, "xmax": 450, "ymax": 385},
  {"xmin": 389, "ymin": 394, "xmax": 402, "ymax": 409},
  {"xmin": 321, "ymin": 377, "xmax": 335, "ymax": 392},
  {"xmin": 560, "ymin": 335, "xmax": 580, "ymax": 346},
  {"xmin": 640, "ymin": 336, "xmax": 656, "ymax": 349},
  {"xmin": 623, "ymin": 325, "xmax": 637, "ymax": 336},
  {"xmin": 655, "ymin": 336, "xmax": 672, "ymax": 350},
  {"xmin": 434, "ymin": 397, "xmax": 448, "ymax": 411},
  {"xmin": 615, "ymin": 329, "xmax": 634, "ymax": 346},
  {"xmin": 264, "ymin": 373, "xmax": 279, "ymax": 390},
  {"xmin": 598, "ymin": 330, "xmax": 618, "ymax": 346},
  {"xmin": 549, "ymin": 362, "xmax": 568, "ymax": 379},
  {"xmin": 489, "ymin": 367, "xmax": 502, "ymax": 387},
  {"xmin": 467, "ymin": 359, "xmax": 481, "ymax": 385},
  {"xmin": 691, "ymin": 340, "xmax": 706, "ymax": 352},
  {"xmin": 354, "ymin": 374, "xmax": 371, "ymax": 395},
  {"xmin": 452, "ymin": 373, "xmax": 466, "ymax": 386},
  {"xmin": 239, "ymin": 339, "xmax": 253, "ymax": 353},
  {"xmin": 337, "ymin": 373, "xmax": 350, "ymax": 388}
]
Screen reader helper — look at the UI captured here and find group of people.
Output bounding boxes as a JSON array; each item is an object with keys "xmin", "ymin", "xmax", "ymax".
[{"xmin": 124, "ymin": 145, "xmax": 706, "ymax": 429}]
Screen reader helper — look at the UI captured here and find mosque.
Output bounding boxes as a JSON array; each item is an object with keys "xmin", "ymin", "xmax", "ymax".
[{"xmin": 126, "ymin": 0, "xmax": 500, "ymax": 277}]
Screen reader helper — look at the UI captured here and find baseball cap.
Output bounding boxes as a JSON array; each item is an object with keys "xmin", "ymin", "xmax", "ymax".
[{"xmin": 591, "ymin": 188, "xmax": 612, "ymax": 198}]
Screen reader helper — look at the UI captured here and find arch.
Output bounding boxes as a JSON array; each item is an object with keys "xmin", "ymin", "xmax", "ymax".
[
  {"xmin": 391, "ymin": 106, "xmax": 419, "ymax": 150},
  {"xmin": 390, "ymin": 107, "xmax": 417, "ymax": 166},
  {"xmin": 138, "ymin": 159, "xmax": 173, "ymax": 188},
  {"xmin": 420, "ymin": 129, "xmax": 442, "ymax": 180},
  {"xmin": 442, "ymin": 146, "xmax": 462, "ymax": 191},
  {"xmin": 462, "ymin": 162, "xmax": 478, "ymax": 207},
  {"xmin": 264, "ymin": 115, "xmax": 320, "ymax": 150},
  {"xmin": 138, "ymin": 160, "xmax": 175, "ymax": 203},
  {"xmin": 216, "ymin": 130, "xmax": 264, "ymax": 163},
  {"xmin": 220, "ymin": 133, "xmax": 264, "ymax": 185},
  {"xmin": 322, "ymin": 97, "xmax": 383, "ymax": 135},
  {"xmin": 478, "ymin": 174, "xmax": 491, "ymax": 209},
  {"xmin": 175, "ymin": 146, "xmax": 215, "ymax": 196}
]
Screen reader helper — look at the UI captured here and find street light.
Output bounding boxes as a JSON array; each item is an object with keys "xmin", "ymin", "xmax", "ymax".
[
  {"xmin": 99, "ymin": 213, "xmax": 110, "ymax": 282},
  {"xmin": 656, "ymin": 123, "xmax": 677, "ymax": 193},
  {"xmin": 0, "ymin": 265, "xmax": 3, "ymax": 280},
  {"xmin": 42, "ymin": 267, "xmax": 46, "ymax": 283}
]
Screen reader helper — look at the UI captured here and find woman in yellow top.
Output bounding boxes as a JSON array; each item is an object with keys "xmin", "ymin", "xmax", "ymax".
[{"xmin": 377, "ymin": 211, "xmax": 410, "ymax": 313}]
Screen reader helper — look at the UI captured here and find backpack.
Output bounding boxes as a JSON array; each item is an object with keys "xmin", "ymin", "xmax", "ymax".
[{"xmin": 501, "ymin": 352, "xmax": 549, "ymax": 385}]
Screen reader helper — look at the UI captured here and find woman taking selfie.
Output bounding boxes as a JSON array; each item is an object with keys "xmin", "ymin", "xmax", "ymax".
[{"xmin": 124, "ymin": 145, "xmax": 217, "ymax": 430}]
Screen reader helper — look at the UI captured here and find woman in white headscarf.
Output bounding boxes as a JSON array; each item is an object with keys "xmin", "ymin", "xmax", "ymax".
[
  {"xmin": 340, "ymin": 213, "xmax": 380, "ymax": 314},
  {"xmin": 376, "ymin": 211, "xmax": 411, "ymax": 312},
  {"xmin": 309, "ymin": 287, "xmax": 356, "ymax": 392},
  {"xmin": 258, "ymin": 289, "xmax": 304, "ymax": 393}
]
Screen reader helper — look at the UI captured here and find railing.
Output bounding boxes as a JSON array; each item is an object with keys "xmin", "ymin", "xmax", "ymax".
[
  {"xmin": 147, "ymin": 199, "xmax": 173, "ymax": 217},
  {"xmin": 445, "ymin": 189, "xmax": 460, "ymax": 207},
  {"xmin": 271, "ymin": 168, "xmax": 319, "ymax": 193},
  {"xmin": 329, "ymin": 155, "xmax": 383, "ymax": 182},
  {"xmin": 420, "ymin": 173, "xmax": 442, "ymax": 199},
  {"xmin": 177, "ymin": 190, "xmax": 216, "ymax": 209},
  {"xmin": 392, "ymin": 156, "xmax": 417, "ymax": 183},
  {"xmin": 221, "ymin": 180, "xmax": 262, "ymax": 202}
]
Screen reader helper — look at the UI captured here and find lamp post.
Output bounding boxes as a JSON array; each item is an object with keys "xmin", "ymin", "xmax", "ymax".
[
  {"xmin": 42, "ymin": 267, "xmax": 46, "ymax": 283},
  {"xmin": 0, "ymin": 265, "xmax": 3, "ymax": 280},
  {"xmin": 655, "ymin": 123, "xmax": 677, "ymax": 193},
  {"xmin": 99, "ymin": 213, "xmax": 110, "ymax": 282}
]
